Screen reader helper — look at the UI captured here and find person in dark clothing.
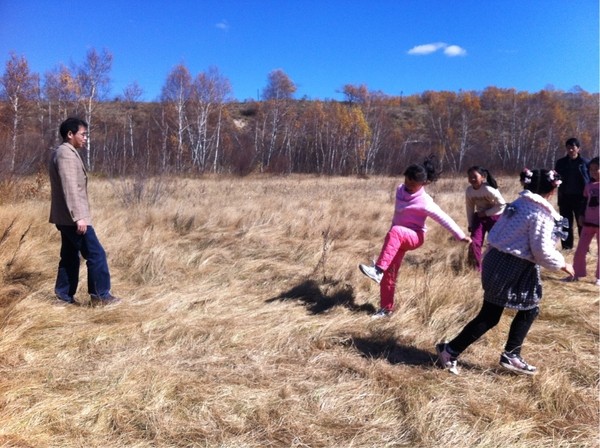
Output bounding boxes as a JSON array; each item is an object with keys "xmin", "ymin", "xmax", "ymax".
[{"xmin": 554, "ymin": 137, "xmax": 590, "ymax": 249}]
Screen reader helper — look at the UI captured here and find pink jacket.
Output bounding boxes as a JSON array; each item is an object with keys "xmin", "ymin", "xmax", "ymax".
[
  {"xmin": 392, "ymin": 184, "xmax": 466, "ymax": 240},
  {"xmin": 583, "ymin": 182, "xmax": 599, "ymax": 227}
]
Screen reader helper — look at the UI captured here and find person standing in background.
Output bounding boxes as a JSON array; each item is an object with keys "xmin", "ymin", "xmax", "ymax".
[
  {"xmin": 465, "ymin": 166, "xmax": 506, "ymax": 271},
  {"xmin": 566, "ymin": 157, "xmax": 599, "ymax": 285},
  {"xmin": 554, "ymin": 138, "xmax": 590, "ymax": 250},
  {"xmin": 49, "ymin": 117, "xmax": 121, "ymax": 306}
]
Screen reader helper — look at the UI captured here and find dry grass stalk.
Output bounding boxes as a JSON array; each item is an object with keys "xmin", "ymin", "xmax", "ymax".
[{"xmin": 0, "ymin": 174, "xmax": 597, "ymax": 447}]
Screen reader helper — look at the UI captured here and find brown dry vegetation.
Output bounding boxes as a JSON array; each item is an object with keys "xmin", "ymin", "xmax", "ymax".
[{"xmin": 0, "ymin": 174, "xmax": 597, "ymax": 447}]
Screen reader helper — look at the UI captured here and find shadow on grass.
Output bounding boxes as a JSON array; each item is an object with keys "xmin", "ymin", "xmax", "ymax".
[
  {"xmin": 268, "ymin": 279, "xmax": 486, "ymax": 372},
  {"xmin": 346, "ymin": 335, "xmax": 434, "ymax": 366},
  {"xmin": 267, "ymin": 279, "xmax": 376, "ymax": 315},
  {"xmin": 344, "ymin": 335, "xmax": 481, "ymax": 372}
]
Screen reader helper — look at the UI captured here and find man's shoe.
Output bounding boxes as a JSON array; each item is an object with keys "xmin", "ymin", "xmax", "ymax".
[
  {"xmin": 91, "ymin": 294, "xmax": 122, "ymax": 307},
  {"xmin": 359, "ymin": 263, "xmax": 383, "ymax": 284},
  {"xmin": 436, "ymin": 342, "xmax": 459, "ymax": 375},
  {"xmin": 371, "ymin": 308, "xmax": 392, "ymax": 319},
  {"xmin": 55, "ymin": 294, "xmax": 80, "ymax": 306},
  {"xmin": 499, "ymin": 352, "xmax": 537, "ymax": 375}
]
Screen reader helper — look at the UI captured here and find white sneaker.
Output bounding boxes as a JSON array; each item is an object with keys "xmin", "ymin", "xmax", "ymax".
[
  {"xmin": 359, "ymin": 263, "xmax": 383, "ymax": 284},
  {"xmin": 371, "ymin": 308, "xmax": 392, "ymax": 319},
  {"xmin": 436, "ymin": 342, "xmax": 459, "ymax": 375},
  {"xmin": 595, "ymin": 279, "xmax": 600, "ymax": 286}
]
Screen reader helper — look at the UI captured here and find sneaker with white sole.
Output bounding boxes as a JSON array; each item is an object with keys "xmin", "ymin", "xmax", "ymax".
[
  {"xmin": 436, "ymin": 342, "xmax": 459, "ymax": 375},
  {"xmin": 359, "ymin": 263, "xmax": 383, "ymax": 284},
  {"xmin": 371, "ymin": 308, "xmax": 392, "ymax": 319},
  {"xmin": 499, "ymin": 352, "xmax": 537, "ymax": 375}
]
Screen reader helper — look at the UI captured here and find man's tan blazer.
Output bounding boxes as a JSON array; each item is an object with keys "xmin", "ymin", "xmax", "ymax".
[{"xmin": 48, "ymin": 142, "xmax": 92, "ymax": 226}]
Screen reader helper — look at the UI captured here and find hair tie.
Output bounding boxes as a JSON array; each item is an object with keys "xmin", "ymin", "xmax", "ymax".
[
  {"xmin": 546, "ymin": 169, "xmax": 562, "ymax": 187},
  {"xmin": 522, "ymin": 168, "xmax": 533, "ymax": 184}
]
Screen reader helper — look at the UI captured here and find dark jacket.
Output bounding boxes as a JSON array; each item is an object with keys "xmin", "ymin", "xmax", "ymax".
[{"xmin": 554, "ymin": 155, "xmax": 590, "ymax": 199}]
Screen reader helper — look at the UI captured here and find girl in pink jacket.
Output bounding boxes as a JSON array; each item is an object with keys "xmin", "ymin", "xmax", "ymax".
[{"xmin": 359, "ymin": 157, "xmax": 471, "ymax": 318}]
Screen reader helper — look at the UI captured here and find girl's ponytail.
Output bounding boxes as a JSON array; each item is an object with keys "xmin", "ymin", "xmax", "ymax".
[
  {"xmin": 404, "ymin": 154, "xmax": 441, "ymax": 183},
  {"xmin": 422, "ymin": 155, "xmax": 440, "ymax": 183},
  {"xmin": 485, "ymin": 169, "xmax": 498, "ymax": 189}
]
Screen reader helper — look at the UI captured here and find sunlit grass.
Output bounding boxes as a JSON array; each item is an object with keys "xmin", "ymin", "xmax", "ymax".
[{"xmin": 0, "ymin": 174, "xmax": 597, "ymax": 447}]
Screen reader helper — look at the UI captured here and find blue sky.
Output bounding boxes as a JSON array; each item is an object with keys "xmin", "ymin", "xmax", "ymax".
[{"xmin": 1, "ymin": 0, "xmax": 598, "ymax": 102}]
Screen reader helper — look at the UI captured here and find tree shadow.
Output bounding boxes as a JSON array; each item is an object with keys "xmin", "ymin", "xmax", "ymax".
[{"xmin": 266, "ymin": 279, "xmax": 376, "ymax": 315}]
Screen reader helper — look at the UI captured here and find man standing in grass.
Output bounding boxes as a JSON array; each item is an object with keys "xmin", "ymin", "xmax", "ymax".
[
  {"xmin": 554, "ymin": 137, "xmax": 590, "ymax": 250},
  {"xmin": 48, "ymin": 117, "xmax": 120, "ymax": 306}
]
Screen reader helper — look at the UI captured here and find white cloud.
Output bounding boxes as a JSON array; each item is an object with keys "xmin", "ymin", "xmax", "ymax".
[
  {"xmin": 407, "ymin": 42, "xmax": 447, "ymax": 55},
  {"xmin": 215, "ymin": 20, "xmax": 229, "ymax": 31},
  {"xmin": 444, "ymin": 45, "xmax": 467, "ymax": 57},
  {"xmin": 407, "ymin": 42, "xmax": 467, "ymax": 57}
]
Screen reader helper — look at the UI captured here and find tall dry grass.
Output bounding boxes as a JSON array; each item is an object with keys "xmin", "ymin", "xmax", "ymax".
[{"xmin": 0, "ymin": 174, "xmax": 597, "ymax": 447}]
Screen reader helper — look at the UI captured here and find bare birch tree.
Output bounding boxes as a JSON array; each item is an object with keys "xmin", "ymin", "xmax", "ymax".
[
  {"xmin": 122, "ymin": 81, "xmax": 144, "ymax": 172},
  {"xmin": 75, "ymin": 48, "xmax": 113, "ymax": 170},
  {"xmin": 187, "ymin": 67, "xmax": 232, "ymax": 172},
  {"xmin": 0, "ymin": 53, "xmax": 39, "ymax": 172},
  {"xmin": 43, "ymin": 64, "xmax": 79, "ymax": 143},
  {"xmin": 161, "ymin": 64, "xmax": 192, "ymax": 171},
  {"xmin": 259, "ymin": 69, "xmax": 296, "ymax": 170}
]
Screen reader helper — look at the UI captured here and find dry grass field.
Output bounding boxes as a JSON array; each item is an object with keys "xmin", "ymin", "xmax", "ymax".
[{"xmin": 0, "ymin": 173, "xmax": 598, "ymax": 447}]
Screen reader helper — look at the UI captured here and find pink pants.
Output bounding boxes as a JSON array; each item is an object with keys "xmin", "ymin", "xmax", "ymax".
[
  {"xmin": 376, "ymin": 226, "xmax": 425, "ymax": 311},
  {"xmin": 573, "ymin": 225, "xmax": 599, "ymax": 279}
]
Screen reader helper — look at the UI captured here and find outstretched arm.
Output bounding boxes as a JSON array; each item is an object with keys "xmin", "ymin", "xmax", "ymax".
[{"xmin": 427, "ymin": 201, "xmax": 468, "ymax": 241}]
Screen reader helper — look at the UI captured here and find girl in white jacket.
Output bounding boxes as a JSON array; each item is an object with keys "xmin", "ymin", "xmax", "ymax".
[
  {"xmin": 437, "ymin": 168, "xmax": 575, "ymax": 375},
  {"xmin": 465, "ymin": 166, "xmax": 506, "ymax": 271}
]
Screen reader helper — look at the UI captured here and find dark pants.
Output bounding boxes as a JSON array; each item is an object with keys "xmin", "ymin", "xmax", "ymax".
[
  {"xmin": 54, "ymin": 225, "xmax": 111, "ymax": 301},
  {"xmin": 558, "ymin": 194, "xmax": 586, "ymax": 249},
  {"xmin": 447, "ymin": 301, "xmax": 539, "ymax": 356}
]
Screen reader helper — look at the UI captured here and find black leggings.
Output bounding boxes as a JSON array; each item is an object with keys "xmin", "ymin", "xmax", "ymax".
[{"xmin": 448, "ymin": 301, "xmax": 539, "ymax": 356}]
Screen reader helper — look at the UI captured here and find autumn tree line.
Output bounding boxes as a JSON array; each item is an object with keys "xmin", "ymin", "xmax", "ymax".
[{"xmin": 1, "ymin": 49, "xmax": 598, "ymax": 178}]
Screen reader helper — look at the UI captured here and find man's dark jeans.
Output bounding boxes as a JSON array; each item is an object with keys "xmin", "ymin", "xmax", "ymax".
[{"xmin": 54, "ymin": 225, "xmax": 111, "ymax": 301}]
